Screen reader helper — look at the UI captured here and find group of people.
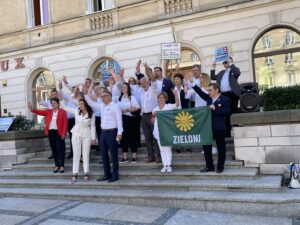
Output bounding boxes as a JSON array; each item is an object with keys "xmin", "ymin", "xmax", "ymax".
[{"xmin": 28, "ymin": 57, "xmax": 241, "ymax": 183}]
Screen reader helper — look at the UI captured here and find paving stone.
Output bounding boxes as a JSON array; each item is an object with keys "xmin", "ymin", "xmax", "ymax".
[
  {"xmin": 105, "ymin": 205, "xmax": 168, "ymax": 223},
  {"xmin": 164, "ymin": 209, "xmax": 230, "ymax": 225},
  {"xmin": 61, "ymin": 202, "xmax": 123, "ymax": 218},
  {"xmin": 0, "ymin": 215, "xmax": 29, "ymax": 225},
  {"xmin": 227, "ymin": 214, "xmax": 292, "ymax": 225},
  {"xmin": 0, "ymin": 197, "xmax": 66, "ymax": 213},
  {"xmin": 39, "ymin": 219, "xmax": 103, "ymax": 225}
]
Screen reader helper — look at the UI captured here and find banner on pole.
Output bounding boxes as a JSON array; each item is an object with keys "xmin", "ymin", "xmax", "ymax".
[{"xmin": 157, "ymin": 107, "xmax": 213, "ymax": 146}]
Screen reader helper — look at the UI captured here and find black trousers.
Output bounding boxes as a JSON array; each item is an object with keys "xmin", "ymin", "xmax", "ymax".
[
  {"xmin": 134, "ymin": 110, "xmax": 141, "ymax": 147},
  {"xmin": 141, "ymin": 113, "xmax": 160, "ymax": 158},
  {"xmin": 101, "ymin": 129, "xmax": 119, "ymax": 179},
  {"xmin": 95, "ymin": 116, "xmax": 102, "ymax": 150},
  {"xmin": 221, "ymin": 91, "xmax": 239, "ymax": 136},
  {"xmin": 68, "ymin": 118, "xmax": 75, "ymax": 154},
  {"xmin": 48, "ymin": 130, "xmax": 66, "ymax": 167},
  {"xmin": 121, "ymin": 115, "xmax": 137, "ymax": 153},
  {"xmin": 202, "ymin": 130, "xmax": 226, "ymax": 170}
]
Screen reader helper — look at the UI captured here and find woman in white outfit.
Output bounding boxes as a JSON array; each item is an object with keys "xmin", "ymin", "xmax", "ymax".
[
  {"xmin": 152, "ymin": 91, "xmax": 179, "ymax": 173},
  {"xmin": 61, "ymin": 98, "xmax": 96, "ymax": 182}
]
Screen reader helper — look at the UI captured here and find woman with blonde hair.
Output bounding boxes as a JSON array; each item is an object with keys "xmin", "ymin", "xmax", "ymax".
[{"xmin": 184, "ymin": 73, "xmax": 211, "ymax": 107}]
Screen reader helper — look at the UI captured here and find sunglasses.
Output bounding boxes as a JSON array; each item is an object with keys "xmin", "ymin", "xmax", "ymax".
[{"xmin": 223, "ymin": 61, "xmax": 228, "ymax": 65}]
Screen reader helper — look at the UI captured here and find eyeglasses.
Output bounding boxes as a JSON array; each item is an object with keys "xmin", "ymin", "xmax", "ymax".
[{"xmin": 223, "ymin": 61, "xmax": 228, "ymax": 65}]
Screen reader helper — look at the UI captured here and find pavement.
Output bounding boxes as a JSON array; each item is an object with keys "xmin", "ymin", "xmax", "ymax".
[{"xmin": 0, "ymin": 197, "xmax": 299, "ymax": 225}]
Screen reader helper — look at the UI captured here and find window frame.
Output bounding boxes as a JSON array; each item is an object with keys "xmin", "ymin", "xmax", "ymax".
[{"xmin": 252, "ymin": 25, "xmax": 300, "ymax": 84}]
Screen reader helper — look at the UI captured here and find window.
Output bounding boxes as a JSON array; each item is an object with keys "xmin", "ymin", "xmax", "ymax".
[
  {"xmin": 93, "ymin": 58, "xmax": 121, "ymax": 86},
  {"xmin": 286, "ymin": 31, "xmax": 295, "ymax": 45},
  {"xmin": 262, "ymin": 35, "xmax": 272, "ymax": 49},
  {"xmin": 166, "ymin": 48, "xmax": 201, "ymax": 79},
  {"xmin": 87, "ymin": 0, "xmax": 115, "ymax": 13},
  {"xmin": 32, "ymin": 70, "xmax": 55, "ymax": 123},
  {"xmin": 253, "ymin": 28, "xmax": 300, "ymax": 90},
  {"xmin": 27, "ymin": 0, "xmax": 50, "ymax": 27}
]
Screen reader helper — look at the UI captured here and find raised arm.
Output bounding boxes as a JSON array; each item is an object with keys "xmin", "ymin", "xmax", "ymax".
[
  {"xmin": 62, "ymin": 76, "xmax": 73, "ymax": 92},
  {"xmin": 230, "ymin": 64, "xmax": 241, "ymax": 79}
]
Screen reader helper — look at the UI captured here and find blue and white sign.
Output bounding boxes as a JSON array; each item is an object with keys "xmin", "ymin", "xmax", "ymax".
[
  {"xmin": 215, "ymin": 47, "xmax": 229, "ymax": 62},
  {"xmin": 0, "ymin": 117, "xmax": 14, "ymax": 132}
]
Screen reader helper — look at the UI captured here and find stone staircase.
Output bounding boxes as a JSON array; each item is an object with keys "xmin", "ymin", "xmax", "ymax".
[{"xmin": 0, "ymin": 138, "xmax": 300, "ymax": 218}]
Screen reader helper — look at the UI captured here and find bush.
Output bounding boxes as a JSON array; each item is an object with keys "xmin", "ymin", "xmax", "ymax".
[
  {"xmin": 9, "ymin": 115, "xmax": 34, "ymax": 131},
  {"xmin": 260, "ymin": 85, "xmax": 300, "ymax": 111}
]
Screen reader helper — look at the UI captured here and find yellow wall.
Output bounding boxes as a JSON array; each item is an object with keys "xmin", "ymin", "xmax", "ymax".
[
  {"xmin": 50, "ymin": 0, "xmax": 87, "ymax": 23},
  {"xmin": 0, "ymin": 0, "xmax": 27, "ymax": 35}
]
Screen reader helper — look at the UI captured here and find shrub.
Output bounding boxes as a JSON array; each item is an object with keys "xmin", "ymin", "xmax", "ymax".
[
  {"xmin": 260, "ymin": 85, "xmax": 300, "ymax": 111},
  {"xmin": 9, "ymin": 115, "xmax": 34, "ymax": 131}
]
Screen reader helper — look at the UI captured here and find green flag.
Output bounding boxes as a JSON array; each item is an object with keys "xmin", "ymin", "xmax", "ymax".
[{"xmin": 157, "ymin": 106, "xmax": 213, "ymax": 146}]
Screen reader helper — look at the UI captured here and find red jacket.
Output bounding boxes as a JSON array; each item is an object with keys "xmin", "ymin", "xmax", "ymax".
[{"xmin": 31, "ymin": 108, "xmax": 68, "ymax": 137}]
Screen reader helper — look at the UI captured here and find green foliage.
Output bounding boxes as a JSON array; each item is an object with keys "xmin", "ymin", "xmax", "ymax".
[
  {"xmin": 260, "ymin": 85, "xmax": 300, "ymax": 111},
  {"xmin": 9, "ymin": 115, "xmax": 35, "ymax": 131}
]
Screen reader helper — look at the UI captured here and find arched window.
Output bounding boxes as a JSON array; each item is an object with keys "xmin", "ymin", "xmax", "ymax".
[
  {"xmin": 166, "ymin": 48, "xmax": 201, "ymax": 79},
  {"xmin": 253, "ymin": 27, "xmax": 300, "ymax": 90},
  {"xmin": 32, "ymin": 70, "xmax": 55, "ymax": 123},
  {"xmin": 92, "ymin": 58, "xmax": 121, "ymax": 86}
]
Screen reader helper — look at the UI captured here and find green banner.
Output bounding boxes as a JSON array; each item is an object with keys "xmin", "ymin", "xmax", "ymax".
[{"xmin": 157, "ymin": 106, "xmax": 213, "ymax": 146}]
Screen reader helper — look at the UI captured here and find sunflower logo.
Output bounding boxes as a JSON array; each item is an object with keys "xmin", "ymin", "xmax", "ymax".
[{"xmin": 175, "ymin": 111, "xmax": 194, "ymax": 132}]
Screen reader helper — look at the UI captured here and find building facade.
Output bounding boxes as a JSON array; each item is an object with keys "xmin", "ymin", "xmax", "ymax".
[{"xmin": 0, "ymin": 0, "xmax": 299, "ymax": 119}]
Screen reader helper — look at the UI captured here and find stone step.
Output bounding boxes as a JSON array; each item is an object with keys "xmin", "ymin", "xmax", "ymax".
[
  {"xmin": 12, "ymin": 160, "xmax": 244, "ymax": 171},
  {"xmin": 0, "ymin": 168, "xmax": 258, "ymax": 180},
  {"xmin": 0, "ymin": 186, "xmax": 298, "ymax": 217},
  {"xmin": 27, "ymin": 152, "xmax": 236, "ymax": 163},
  {"xmin": 0, "ymin": 175, "xmax": 282, "ymax": 193}
]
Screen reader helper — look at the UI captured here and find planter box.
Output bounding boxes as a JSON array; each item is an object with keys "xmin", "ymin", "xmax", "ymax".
[
  {"xmin": 0, "ymin": 130, "xmax": 45, "ymax": 169},
  {"xmin": 231, "ymin": 109, "xmax": 300, "ymax": 178}
]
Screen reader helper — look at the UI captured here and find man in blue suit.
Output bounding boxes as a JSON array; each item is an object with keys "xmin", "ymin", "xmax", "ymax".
[
  {"xmin": 189, "ymin": 80, "xmax": 231, "ymax": 173},
  {"xmin": 153, "ymin": 67, "xmax": 175, "ymax": 103}
]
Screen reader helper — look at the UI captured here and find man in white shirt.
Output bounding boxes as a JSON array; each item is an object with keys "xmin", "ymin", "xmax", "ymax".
[
  {"xmin": 138, "ymin": 77, "xmax": 161, "ymax": 163},
  {"xmin": 95, "ymin": 91, "xmax": 123, "ymax": 183},
  {"xmin": 211, "ymin": 57, "xmax": 241, "ymax": 137}
]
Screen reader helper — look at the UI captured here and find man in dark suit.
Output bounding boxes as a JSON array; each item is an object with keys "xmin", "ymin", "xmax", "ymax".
[
  {"xmin": 189, "ymin": 81, "xmax": 230, "ymax": 173},
  {"xmin": 154, "ymin": 67, "xmax": 175, "ymax": 103},
  {"xmin": 211, "ymin": 57, "xmax": 240, "ymax": 137}
]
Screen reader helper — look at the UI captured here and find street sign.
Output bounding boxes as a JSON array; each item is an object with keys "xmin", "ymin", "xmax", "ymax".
[
  {"xmin": 0, "ymin": 117, "xmax": 14, "ymax": 132},
  {"xmin": 161, "ymin": 43, "xmax": 181, "ymax": 60},
  {"xmin": 215, "ymin": 46, "xmax": 229, "ymax": 62}
]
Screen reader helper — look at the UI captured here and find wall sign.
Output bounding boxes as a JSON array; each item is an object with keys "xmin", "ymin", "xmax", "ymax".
[
  {"xmin": 0, "ymin": 57, "xmax": 25, "ymax": 72},
  {"xmin": 161, "ymin": 43, "xmax": 181, "ymax": 60}
]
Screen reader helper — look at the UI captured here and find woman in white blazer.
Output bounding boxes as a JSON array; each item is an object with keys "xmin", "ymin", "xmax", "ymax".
[{"xmin": 61, "ymin": 98, "xmax": 96, "ymax": 182}]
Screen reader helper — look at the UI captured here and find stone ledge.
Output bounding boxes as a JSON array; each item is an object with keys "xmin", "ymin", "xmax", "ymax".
[
  {"xmin": 231, "ymin": 109, "xmax": 300, "ymax": 126},
  {"xmin": 0, "ymin": 130, "xmax": 45, "ymax": 141}
]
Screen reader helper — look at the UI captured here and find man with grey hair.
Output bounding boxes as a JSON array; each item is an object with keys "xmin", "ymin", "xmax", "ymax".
[{"xmin": 138, "ymin": 76, "xmax": 161, "ymax": 163}]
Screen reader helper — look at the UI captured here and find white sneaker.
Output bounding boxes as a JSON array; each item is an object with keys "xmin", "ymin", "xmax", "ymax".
[
  {"xmin": 212, "ymin": 147, "xmax": 218, "ymax": 154},
  {"xmin": 160, "ymin": 166, "xmax": 167, "ymax": 173},
  {"xmin": 167, "ymin": 166, "xmax": 172, "ymax": 173}
]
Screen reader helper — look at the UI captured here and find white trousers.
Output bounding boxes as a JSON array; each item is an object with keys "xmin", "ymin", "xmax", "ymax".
[
  {"xmin": 72, "ymin": 136, "xmax": 91, "ymax": 174},
  {"xmin": 157, "ymin": 138, "xmax": 172, "ymax": 166}
]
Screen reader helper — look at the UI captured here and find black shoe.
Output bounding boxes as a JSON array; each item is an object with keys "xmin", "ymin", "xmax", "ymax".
[
  {"xmin": 66, "ymin": 153, "xmax": 73, "ymax": 159},
  {"xmin": 130, "ymin": 158, "xmax": 137, "ymax": 163},
  {"xmin": 98, "ymin": 161, "xmax": 103, "ymax": 165},
  {"xmin": 200, "ymin": 167, "xmax": 215, "ymax": 173},
  {"xmin": 186, "ymin": 148, "xmax": 192, "ymax": 153},
  {"xmin": 120, "ymin": 158, "xmax": 129, "ymax": 163},
  {"xmin": 108, "ymin": 177, "xmax": 119, "ymax": 183},
  {"xmin": 216, "ymin": 169, "xmax": 224, "ymax": 174},
  {"xmin": 48, "ymin": 155, "xmax": 53, "ymax": 160},
  {"xmin": 97, "ymin": 176, "xmax": 111, "ymax": 182}
]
